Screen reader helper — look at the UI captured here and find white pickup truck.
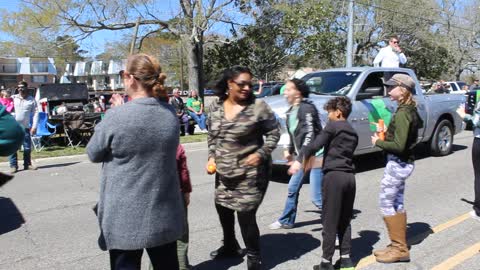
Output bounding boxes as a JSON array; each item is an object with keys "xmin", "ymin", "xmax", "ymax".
[{"xmin": 264, "ymin": 67, "xmax": 465, "ymax": 167}]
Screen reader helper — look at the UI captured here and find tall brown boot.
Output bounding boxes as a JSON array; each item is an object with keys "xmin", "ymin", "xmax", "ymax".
[
  {"xmin": 373, "ymin": 215, "xmax": 393, "ymax": 257},
  {"xmin": 376, "ymin": 212, "xmax": 410, "ymax": 263}
]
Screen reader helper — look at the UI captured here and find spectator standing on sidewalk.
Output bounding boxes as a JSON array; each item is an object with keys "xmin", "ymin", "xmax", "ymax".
[
  {"xmin": 186, "ymin": 89, "xmax": 208, "ymax": 133},
  {"xmin": 170, "ymin": 88, "xmax": 189, "ymax": 136},
  {"xmin": 470, "ymin": 79, "xmax": 480, "ymax": 91},
  {"xmin": 289, "ymin": 97, "xmax": 358, "ymax": 270},
  {"xmin": 87, "ymin": 53, "xmax": 185, "ymax": 270},
  {"xmin": 457, "ymin": 104, "xmax": 480, "ymax": 221},
  {"xmin": 9, "ymin": 81, "xmax": 38, "ymax": 173},
  {"xmin": 269, "ymin": 78, "xmax": 324, "ymax": 230},
  {"xmin": 371, "ymin": 74, "xmax": 423, "ymax": 263},
  {"xmin": 0, "ymin": 89, "xmax": 14, "ymax": 113},
  {"xmin": 206, "ymin": 66, "xmax": 280, "ymax": 270},
  {"xmin": 373, "ymin": 35, "xmax": 407, "ymax": 68}
]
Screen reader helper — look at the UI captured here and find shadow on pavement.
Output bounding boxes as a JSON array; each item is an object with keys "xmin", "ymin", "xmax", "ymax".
[
  {"xmin": 261, "ymin": 233, "xmax": 321, "ymax": 270},
  {"xmin": 461, "ymin": 198, "xmax": 474, "ymax": 206},
  {"xmin": 38, "ymin": 162, "xmax": 80, "ymax": 169},
  {"xmin": 0, "ymin": 197, "xmax": 25, "ymax": 235},
  {"xmin": 407, "ymin": 222, "xmax": 433, "ymax": 246},
  {"xmin": 351, "ymin": 230, "xmax": 381, "ymax": 264},
  {"xmin": 193, "ymin": 233, "xmax": 320, "ymax": 270},
  {"xmin": 192, "ymin": 255, "xmax": 244, "ymax": 270}
]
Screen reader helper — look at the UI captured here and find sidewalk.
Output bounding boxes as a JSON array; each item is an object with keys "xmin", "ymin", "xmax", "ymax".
[{"xmin": 0, "ymin": 141, "xmax": 208, "ymax": 168}]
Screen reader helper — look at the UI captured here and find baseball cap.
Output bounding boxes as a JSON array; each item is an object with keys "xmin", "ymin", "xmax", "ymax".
[
  {"xmin": 17, "ymin": 81, "xmax": 28, "ymax": 88},
  {"xmin": 384, "ymin": 74, "xmax": 415, "ymax": 92}
]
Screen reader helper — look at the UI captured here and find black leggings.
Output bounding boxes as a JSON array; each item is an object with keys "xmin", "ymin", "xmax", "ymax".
[
  {"xmin": 321, "ymin": 171, "xmax": 356, "ymax": 261},
  {"xmin": 215, "ymin": 203, "xmax": 260, "ymax": 256},
  {"xmin": 472, "ymin": 138, "xmax": 480, "ymax": 216},
  {"xmin": 109, "ymin": 241, "xmax": 178, "ymax": 270}
]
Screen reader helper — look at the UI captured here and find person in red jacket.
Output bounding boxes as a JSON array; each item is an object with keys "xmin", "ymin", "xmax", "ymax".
[{"xmin": 176, "ymin": 144, "xmax": 193, "ymax": 270}]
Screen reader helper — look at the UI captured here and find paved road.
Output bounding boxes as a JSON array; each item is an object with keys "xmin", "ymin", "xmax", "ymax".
[{"xmin": 0, "ymin": 132, "xmax": 479, "ymax": 270}]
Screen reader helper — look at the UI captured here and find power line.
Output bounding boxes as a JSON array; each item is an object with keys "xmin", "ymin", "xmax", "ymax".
[
  {"xmin": 356, "ymin": 1, "xmax": 477, "ymax": 34},
  {"xmin": 381, "ymin": 0, "xmax": 476, "ymax": 25}
]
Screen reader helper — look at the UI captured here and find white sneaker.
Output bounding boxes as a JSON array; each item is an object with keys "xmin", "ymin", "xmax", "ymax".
[
  {"xmin": 202, "ymin": 129, "xmax": 209, "ymax": 134},
  {"xmin": 268, "ymin": 221, "xmax": 293, "ymax": 230},
  {"xmin": 470, "ymin": 210, "xmax": 480, "ymax": 221}
]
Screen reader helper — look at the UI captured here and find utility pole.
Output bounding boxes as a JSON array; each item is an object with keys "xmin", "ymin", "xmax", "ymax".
[
  {"xmin": 346, "ymin": 0, "xmax": 354, "ymax": 67},
  {"xmin": 129, "ymin": 17, "xmax": 141, "ymax": 55}
]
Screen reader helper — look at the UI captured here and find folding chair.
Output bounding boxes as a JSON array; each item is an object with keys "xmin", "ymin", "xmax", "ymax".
[
  {"xmin": 31, "ymin": 112, "xmax": 57, "ymax": 151},
  {"xmin": 62, "ymin": 111, "xmax": 95, "ymax": 148}
]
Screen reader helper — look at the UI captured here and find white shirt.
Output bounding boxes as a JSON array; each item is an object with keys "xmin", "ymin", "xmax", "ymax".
[
  {"xmin": 373, "ymin": 46, "xmax": 407, "ymax": 68},
  {"xmin": 12, "ymin": 94, "xmax": 38, "ymax": 129}
]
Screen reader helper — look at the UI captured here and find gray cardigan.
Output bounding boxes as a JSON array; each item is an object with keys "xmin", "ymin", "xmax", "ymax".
[{"xmin": 87, "ymin": 97, "xmax": 185, "ymax": 250}]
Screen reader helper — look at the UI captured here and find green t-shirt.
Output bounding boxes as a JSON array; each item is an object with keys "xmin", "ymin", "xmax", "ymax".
[{"xmin": 186, "ymin": 97, "xmax": 203, "ymax": 113}]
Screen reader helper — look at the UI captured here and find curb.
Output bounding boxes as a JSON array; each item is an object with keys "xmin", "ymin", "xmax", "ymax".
[{"xmin": 0, "ymin": 141, "xmax": 208, "ymax": 167}]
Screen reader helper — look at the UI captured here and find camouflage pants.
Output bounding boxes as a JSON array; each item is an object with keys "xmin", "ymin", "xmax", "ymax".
[{"xmin": 379, "ymin": 155, "xmax": 414, "ymax": 216}]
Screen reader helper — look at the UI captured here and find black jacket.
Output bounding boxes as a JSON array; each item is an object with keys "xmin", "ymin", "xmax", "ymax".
[
  {"xmin": 286, "ymin": 99, "xmax": 322, "ymax": 155},
  {"xmin": 297, "ymin": 120, "xmax": 358, "ymax": 173},
  {"xmin": 169, "ymin": 96, "xmax": 185, "ymax": 116}
]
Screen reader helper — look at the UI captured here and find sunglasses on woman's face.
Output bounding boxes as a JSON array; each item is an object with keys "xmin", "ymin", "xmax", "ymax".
[
  {"xmin": 119, "ymin": 70, "xmax": 139, "ymax": 80},
  {"xmin": 233, "ymin": 81, "xmax": 253, "ymax": 89}
]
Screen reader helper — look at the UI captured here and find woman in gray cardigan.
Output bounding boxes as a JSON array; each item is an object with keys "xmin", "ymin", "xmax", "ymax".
[{"xmin": 87, "ymin": 54, "xmax": 184, "ymax": 270}]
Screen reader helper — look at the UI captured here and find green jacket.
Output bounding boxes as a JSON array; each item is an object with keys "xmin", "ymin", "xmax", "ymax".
[
  {"xmin": 0, "ymin": 105, "xmax": 24, "ymax": 156},
  {"xmin": 375, "ymin": 103, "xmax": 423, "ymax": 163}
]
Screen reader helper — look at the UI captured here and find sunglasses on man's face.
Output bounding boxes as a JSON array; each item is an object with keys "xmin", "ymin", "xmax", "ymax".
[{"xmin": 391, "ymin": 40, "xmax": 399, "ymax": 44}]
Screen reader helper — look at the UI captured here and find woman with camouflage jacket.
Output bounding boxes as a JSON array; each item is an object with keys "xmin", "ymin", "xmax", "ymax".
[{"xmin": 206, "ymin": 66, "xmax": 280, "ymax": 270}]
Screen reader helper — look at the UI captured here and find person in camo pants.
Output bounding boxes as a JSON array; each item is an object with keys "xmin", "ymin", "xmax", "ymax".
[{"xmin": 371, "ymin": 74, "xmax": 423, "ymax": 264}]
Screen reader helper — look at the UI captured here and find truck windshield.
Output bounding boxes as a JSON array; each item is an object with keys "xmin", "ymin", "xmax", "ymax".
[{"xmin": 302, "ymin": 71, "xmax": 360, "ymax": 96}]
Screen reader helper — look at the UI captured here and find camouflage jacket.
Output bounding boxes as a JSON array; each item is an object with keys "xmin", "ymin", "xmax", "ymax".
[{"xmin": 207, "ymin": 98, "xmax": 280, "ymax": 211}]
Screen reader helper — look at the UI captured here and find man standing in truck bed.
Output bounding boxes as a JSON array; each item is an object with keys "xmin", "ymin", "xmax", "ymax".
[{"xmin": 373, "ymin": 35, "xmax": 407, "ymax": 68}]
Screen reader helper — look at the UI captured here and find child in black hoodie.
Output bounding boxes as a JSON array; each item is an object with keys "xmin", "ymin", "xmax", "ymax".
[{"xmin": 289, "ymin": 97, "xmax": 358, "ymax": 270}]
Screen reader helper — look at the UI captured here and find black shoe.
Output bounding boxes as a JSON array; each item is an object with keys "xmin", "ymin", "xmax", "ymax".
[
  {"xmin": 313, "ymin": 261, "xmax": 335, "ymax": 270},
  {"xmin": 334, "ymin": 257, "xmax": 354, "ymax": 270},
  {"xmin": 209, "ymin": 244, "xmax": 244, "ymax": 259},
  {"xmin": 247, "ymin": 255, "xmax": 262, "ymax": 270}
]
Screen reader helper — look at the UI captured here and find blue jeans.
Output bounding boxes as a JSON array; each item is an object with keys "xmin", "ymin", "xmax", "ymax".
[
  {"xmin": 188, "ymin": 111, "xmax": 207, "ymax": 130},
  {"xmin": 9, "ymin": 128, "xmax": 32, "ymax": 169},
  {"xmin": 278, "ymin": 167, "xmax": 323, "ymax": 226}
]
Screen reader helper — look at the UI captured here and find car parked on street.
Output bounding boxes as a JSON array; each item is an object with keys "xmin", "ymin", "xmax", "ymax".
[
  {"xmin": 253, "ymin": 82, "xmax": 284, "ymax": 98},
  {"xmin": 445, "ymin": 81, "xmax": 467, "ymax": 95}
]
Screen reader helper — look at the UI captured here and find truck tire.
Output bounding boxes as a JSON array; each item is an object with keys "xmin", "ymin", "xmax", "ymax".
[{"xmin": 430, "ymin": 119, "xmax": 453, "ymax": 156}]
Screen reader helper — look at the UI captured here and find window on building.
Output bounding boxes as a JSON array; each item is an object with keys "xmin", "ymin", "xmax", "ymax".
[
  {"xmin": 32, "ymin": 75, "xmax": 48, "ymax": 83},
  {"xmin": 2, "ymin": 64, "xmax": 18, "ymax": 73},
  {"xmin": 31, "ymin": 62, "xmax": 49, "ymax": 73}
]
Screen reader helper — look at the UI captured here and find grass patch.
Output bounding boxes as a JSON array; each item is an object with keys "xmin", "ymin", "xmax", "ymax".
[
  {"xmin": 0, "ymin": 146, "xmax": 87, "ymax": 162},
  {"xmin": 0, "ymin": 134, "xmax": 207, "ymax": 162},
  {"xmin": 180, "ymin": 133, "xmax": 207, "ymax": 144}
]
